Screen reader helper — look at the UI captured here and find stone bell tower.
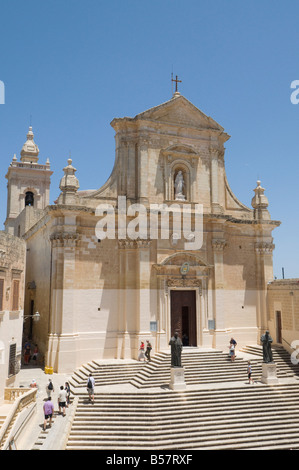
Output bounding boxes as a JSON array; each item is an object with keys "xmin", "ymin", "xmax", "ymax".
[{"xmin": 5, "ymin": 126, "xmax": 53, "ymax": 236}]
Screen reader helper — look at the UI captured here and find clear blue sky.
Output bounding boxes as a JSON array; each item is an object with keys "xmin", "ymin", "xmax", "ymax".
[{"xmin": 0, "ymin": 0, "xmax": 299, "ymax": 279}]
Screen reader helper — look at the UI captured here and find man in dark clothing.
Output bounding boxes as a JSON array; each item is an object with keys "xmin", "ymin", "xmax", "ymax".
[{"xmin": 145, "ymin": 341, "xmax": 152, "ymax": 362}]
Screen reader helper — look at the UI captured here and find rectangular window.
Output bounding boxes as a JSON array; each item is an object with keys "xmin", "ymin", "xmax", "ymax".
[
  {"xmin": 0, "ymin": 279, "xmax": 4, "ymax": 311},
  {"xmin": 12, "ymin": 280, "xmax": 20, "ymax": 311}
]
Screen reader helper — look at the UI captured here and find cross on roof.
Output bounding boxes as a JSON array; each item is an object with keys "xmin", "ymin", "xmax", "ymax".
[{"xmin": 172, "ymin": 74, "xmax": 182, "ymax": 93}]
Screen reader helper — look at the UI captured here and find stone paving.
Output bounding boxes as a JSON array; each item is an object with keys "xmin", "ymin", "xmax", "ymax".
[{"xmin": 15, "ymin": 365, "xmax": 72, "ymax": 450}]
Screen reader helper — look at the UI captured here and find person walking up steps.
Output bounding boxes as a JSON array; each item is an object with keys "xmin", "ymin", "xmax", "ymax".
[
  {"xmin": 229, "ymin": 342, "xmax": 236, "ymax": 362},
  {"xmin": 145, "ymin": 340, "xmax": 152, "ymax": 362},
  {"xmin": 58, "ymin": 385, "xmax": 67, "ymax": 416},
  {"xmin": 87, "ymin": 373, "xmax": 95, "ymax": 404},
  {"xmin": 247, "ymin": 361, "xmax": 254, "ymax": 384},
  {"xmin": 138, "ymin": 341, "xmax": 146, "ymax": 361},
  {"xmin": 46, "ymin": 378, "xmax": 54, "ymax": 398},
  {"xmin": 43, "ymin": 397, "xmax": 54, "ymax": 431},
  {"xmin": 65, "ymin": 382, "xmax": 71, "ymax": 407}
]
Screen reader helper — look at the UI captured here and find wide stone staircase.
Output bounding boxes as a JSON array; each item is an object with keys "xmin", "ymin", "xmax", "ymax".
[
  {"xmin": 69, "ymin": 347, "xmax": 299, "ymax": 390},
  {"xmin": 66, "ymin": 347, "xmax": 299, "ymax": 450}
]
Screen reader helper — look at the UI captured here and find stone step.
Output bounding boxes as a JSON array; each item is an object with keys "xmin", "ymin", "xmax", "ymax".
[
  {"xmin": 70, "ymin": 414, "xmax": 299, "ymax": 431},
  {"xmin": 66, "ymin": 434, "xmax": 299, "ymax": 450},
  {"xmin": 73, "ymin": 402, "xmax": 299, "ymax": 420},
  {"xmin": 67, "ymin": 423, "xmax": 299, "ymax": 450},
  {"xmin": 68, "ymin": 420, "xmax": 299, "ymax": 440}
]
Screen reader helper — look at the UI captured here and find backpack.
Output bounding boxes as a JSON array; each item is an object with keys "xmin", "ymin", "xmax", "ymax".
[
  {"xmin": 87, "ymin": 378, "xmax": 93, "ymax": 389},
  {"xmin": 48, "ymin": 381, "xmax": 53, "ymax": 391}
]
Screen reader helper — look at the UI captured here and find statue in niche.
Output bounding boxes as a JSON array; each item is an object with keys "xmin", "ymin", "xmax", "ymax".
[{"xmin": 174, "ymin": 170, "xmax": 186, "ymax": 201}]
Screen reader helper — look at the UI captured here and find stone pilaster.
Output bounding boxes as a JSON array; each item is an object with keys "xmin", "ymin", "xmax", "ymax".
[
  {"xmin": 138, "ymin": 140, "xmax": 149, "ymax": 205},
  {"xmin": 210, "ymin": 148, "xmax": 223, "ymax": 214},
  {"xmin": 212, "ymin": 238, "xmax": 227, "ymax": 337},
  {"xmin": 117, "ymin": 239, "xmax": 151, "ymax": 358},
  {"xmin": 46, "ymin": 228, "xmax": 81, "ymax": 371},
  {"xmin": 255, "ymin": 241, "xmax": 275, "ymax": 338}
]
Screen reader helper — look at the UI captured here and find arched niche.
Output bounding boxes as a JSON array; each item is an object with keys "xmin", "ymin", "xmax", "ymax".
[
  {"xmin": 171, "ymin": 161, "xmax": 191, "ymax": 201},
  {"xmin": 160, "ymin": 144, "xmax": 199, "ymax": 202}
]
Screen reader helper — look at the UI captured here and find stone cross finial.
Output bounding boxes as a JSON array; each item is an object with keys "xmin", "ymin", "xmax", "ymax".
[{"xmin": 172, "ymin": 74, "xmax": 182, "ymax": 97}]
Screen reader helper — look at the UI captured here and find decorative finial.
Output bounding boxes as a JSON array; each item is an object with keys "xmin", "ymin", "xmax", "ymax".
[
  {"xmin": 58, "ymin": 157, "xmax": 80, "ymax": 205},
  {"xmin": 20, "ymin": 125, "xmax": 39, "ymax": 163},
  {"xmin": 251, "ymin": 179, "xmax": 270, "ymax": 220}
]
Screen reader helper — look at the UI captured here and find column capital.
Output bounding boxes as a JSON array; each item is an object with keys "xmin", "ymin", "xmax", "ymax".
[
  {"xmin": 50, "ymin": 232, "xmax": 81, "ymax": 248},
  {"xmin": 255, "ymin": 241, "xmax": 275, "ymax": 254},
  {"xmin": 118, "ymin": 238, "xmax": 151, "ymax": 249},
  {"xmin": 212, "ymin": 238, "xmax": 227, "ymax": 252}
]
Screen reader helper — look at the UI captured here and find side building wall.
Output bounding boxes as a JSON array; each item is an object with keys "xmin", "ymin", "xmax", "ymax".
[
  {"xmin": 0, "ymin": 232, "xmax": 26, "ymax": 400},
  {"xmin": 267, "ymin": 279, "xmax": 299, "ymax": 352}
]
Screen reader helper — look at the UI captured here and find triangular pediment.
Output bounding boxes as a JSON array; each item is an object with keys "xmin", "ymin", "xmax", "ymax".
[{"xmin": 134, "ymin": 94, "xmax": 224, "ymax": 132}]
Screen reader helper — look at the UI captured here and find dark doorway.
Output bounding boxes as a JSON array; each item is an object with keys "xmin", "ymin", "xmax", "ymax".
[{"xmin": 170, "ymin": 290, "xmax": 197, "ymax": 346}]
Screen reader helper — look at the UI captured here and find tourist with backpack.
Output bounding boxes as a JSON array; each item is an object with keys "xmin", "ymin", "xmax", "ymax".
[
  {"xmin": 87, "ymin": 373, "xmax": 95, "ymax": 404},
  {"xmin": 46, "ymin": 378, "xmax": 54, "ymax": 398}
]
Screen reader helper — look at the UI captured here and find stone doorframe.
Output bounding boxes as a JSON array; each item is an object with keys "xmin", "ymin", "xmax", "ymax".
[
  {"xmin": 153, "ymin": 252, "xmax": 212, "ymax": 350},
  {"xmin": 168, "ymin": 282, "xmax": 201, "ymax": 347}
]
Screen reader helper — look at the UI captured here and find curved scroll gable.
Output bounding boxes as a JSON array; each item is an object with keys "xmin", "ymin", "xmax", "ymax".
[{"xmin": 224, "ymin": 173, "xmax": 253, "ymax": 218}]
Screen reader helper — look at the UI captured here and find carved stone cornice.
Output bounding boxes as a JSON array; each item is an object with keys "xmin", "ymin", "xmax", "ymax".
[
  {"xmin": 255, "ymin": 242, "xmax": 275, "ymax": 254},
  {"xmin": 50, "ymin": 232, "xmax": 81, "ymax": 248},
  {"xmin": 160, "ymin": 146, "xmax": 200, "ymax": 162},
  {"xmin": 167, "ymin": 278, "xmax": 202, "ymax": 288}
]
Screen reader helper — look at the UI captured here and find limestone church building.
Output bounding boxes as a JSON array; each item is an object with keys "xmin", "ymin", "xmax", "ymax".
[{"xmin": 4, "ymin": 92, "xmax": 280, "ymax": 373}]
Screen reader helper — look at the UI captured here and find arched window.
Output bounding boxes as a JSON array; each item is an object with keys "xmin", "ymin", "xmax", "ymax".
[{"xmin": 25, "ymin": 191, "xmax": 34, "ymax": 207}]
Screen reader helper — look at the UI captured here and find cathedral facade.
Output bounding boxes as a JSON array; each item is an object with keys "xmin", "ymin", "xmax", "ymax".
[{"xmin": 5, "ymin": 93, "xmax": 280, "ymax": 373}]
